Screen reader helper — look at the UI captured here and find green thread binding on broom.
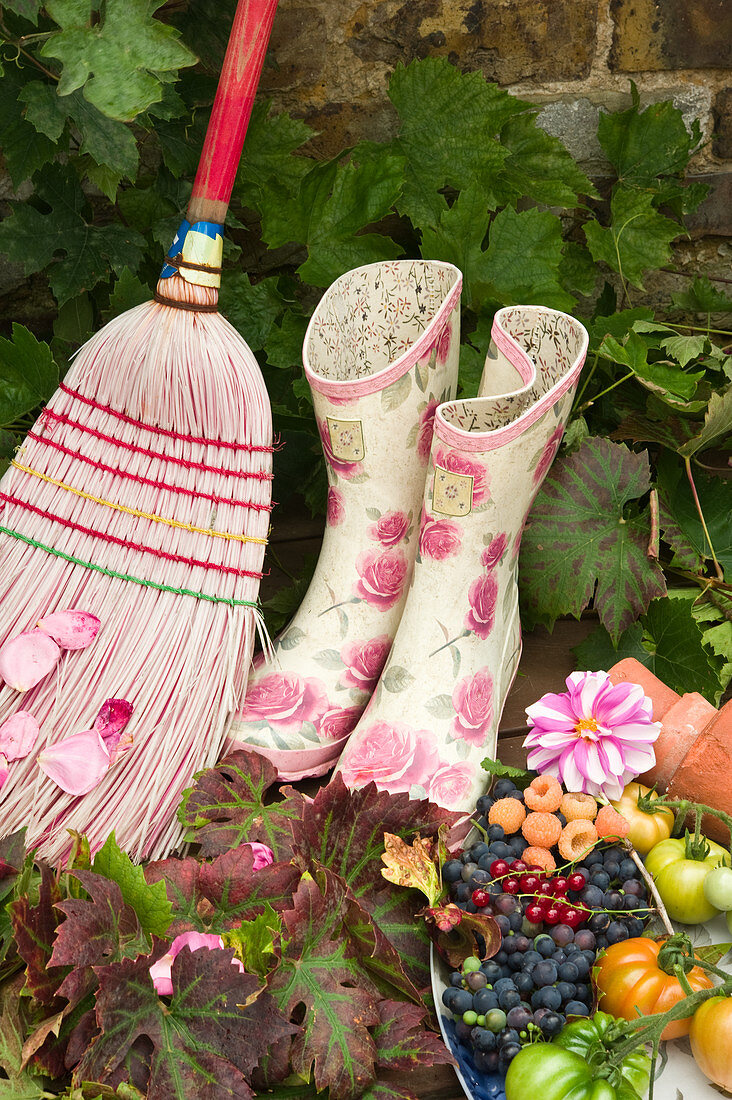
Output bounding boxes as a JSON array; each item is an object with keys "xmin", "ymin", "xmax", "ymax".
[{"xmin": 0, "ymin": 525, "xmax": 260, "ymax": 609}]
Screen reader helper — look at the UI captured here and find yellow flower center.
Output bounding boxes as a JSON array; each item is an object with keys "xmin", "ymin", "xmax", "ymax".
[{"xmin": 575, "ymin": 716, "xmax": 599, "ymax": 739}]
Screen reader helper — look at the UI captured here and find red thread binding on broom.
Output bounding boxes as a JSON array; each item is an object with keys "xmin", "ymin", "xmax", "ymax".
[
  {"xmin": 40, "ymin": 410, "xmax": 275, "ymax": 480},
  {"xmin": 27, "ymin": 431, "xmax": 274, "ymax": 512},
  {"xmin": 59, "ymin": 383, "xmax": 274, "ymax": 452},
  {"xmin": 0, "ymin": 494, "xmax": 265, "ymax": 580}
]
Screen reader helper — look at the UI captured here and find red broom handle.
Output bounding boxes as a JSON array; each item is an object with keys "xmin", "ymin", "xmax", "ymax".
[{"xmin": 187, "ymin": 0, "xmax": 279, "ymax": 225}]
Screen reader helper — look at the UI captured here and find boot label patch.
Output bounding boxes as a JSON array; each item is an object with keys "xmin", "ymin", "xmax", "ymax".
[
  {"xmin": 432, "ymin": 465, "xmax": 473, "ymax": 516},
  {"xmin": 326, "ymin": 417, "xmax": 365, "ymax": 462}
]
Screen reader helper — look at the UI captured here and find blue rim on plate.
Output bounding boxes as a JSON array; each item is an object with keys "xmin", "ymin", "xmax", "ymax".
[{"xmin": 430, "ymin": 944, "xmax": 506, "ymax": 1100}]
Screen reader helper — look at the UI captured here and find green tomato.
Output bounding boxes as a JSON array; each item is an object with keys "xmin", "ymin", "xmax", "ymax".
[
  {"xmin": 505, "ymin": 1040, "xmax": 648, "ymax": 1100},
  {"xmin": 703, "ymin": 865, "xmax": 732, "ymax": 911},
  {"xmin": 553, "ymin": 1013, "xmax": 651, "ymax": 1098},
  {"xmin": 644, "ymin": 836, "xmax": 729, "ymax": 924}
]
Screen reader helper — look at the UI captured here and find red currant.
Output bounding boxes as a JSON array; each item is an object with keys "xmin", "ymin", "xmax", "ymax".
[
  {"xmin": 543, "ymin": 906, "xmax": 561, "ymax": 925},
  {"xmin": 524, "ymin": 902, "xmax": 545, "ymax": 924},
  {"xmin": 561, "ymin": 907, "xmax": 584, "ymax": 929},
  {"xmin": 519, "ymin": 874, "xmax": 540, "ymax": 893},
  {"xmin": 551, "ymin": 877, "xmax": 569, "ymax": 896},
  {"xmin": 537, "ymin": 881, "xmax": 554, "ymax": 897},
  {"xmin": 567, "ymin": 872, "xmax": 587, "ymax": 891},
  {"xmin": 472, "ymin": 889, "xmax": 490, "ymax": 907},
  {"xmin": 503, "ymin": 877, "xmax": 521, "ymax": 895},
  {"xmin": 510, "ymin": 860, "xmax": 528, "ymax": 874},
  {"xmin": 535, "ymin": 895, "xmax": 554, "ymax": 913},
  {"xmin": 490, "ymin": 860, "xmax": 510, "ymax": 878}
]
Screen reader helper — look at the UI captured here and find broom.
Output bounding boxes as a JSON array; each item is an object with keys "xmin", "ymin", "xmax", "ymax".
[{"xmin": 0, "ymin": 0, "xmax": 279, "ymax": 863}]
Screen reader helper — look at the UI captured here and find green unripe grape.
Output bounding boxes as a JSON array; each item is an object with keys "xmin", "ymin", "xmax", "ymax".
[
  {"xmin": 462, "ymin": 1010, "xmax": 478, "ymax": 1026},
  {"xmin": 462, "ymin": 956, "xmax": 481, "ymax": 973},
  {"xmin": 485, "ymin": 1009, "xmax": 507, "ymax": 1033},
  {"xmin": 476, "ymin": 1015, "xmax": 486, "ymax": 1026}
]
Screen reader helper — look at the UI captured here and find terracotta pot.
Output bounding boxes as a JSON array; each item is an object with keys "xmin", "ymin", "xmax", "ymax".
[{"xmin": 667, "ymin": 700, "xmax": 732, "ymax": 846}]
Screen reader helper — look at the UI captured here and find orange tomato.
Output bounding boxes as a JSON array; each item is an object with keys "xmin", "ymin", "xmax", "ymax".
[
  {"xmin": 690, "ymin": 997, "xmax": 732, "ymax": 1090},
  {"xmin": 594, "ymin": 937, "xmax": 713, "ymax": 1039}
]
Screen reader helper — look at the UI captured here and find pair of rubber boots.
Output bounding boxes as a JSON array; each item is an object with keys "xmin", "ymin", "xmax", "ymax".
[{"xmin": 228, "ymin": 260, "xmax": 588, "ymax": 813}]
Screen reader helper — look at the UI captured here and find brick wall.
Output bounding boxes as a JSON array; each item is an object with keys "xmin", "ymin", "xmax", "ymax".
[{"xmin": 259, "ymin": 0, "xmax": 731, "ymax": 301}]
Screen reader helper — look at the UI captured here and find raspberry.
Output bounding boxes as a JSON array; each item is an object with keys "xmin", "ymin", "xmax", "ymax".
[
  {"xmin": 595, "ymin": 804, "xmax": 630, "ymax": 840},
  {"xmin": 560, "ymin": 792, "xmax": 598, "ymax": 822},
  {"xmin": 521, "ymin": 846, "xmax": 557, "ymax": 872},
  {"xmin": 558, "ymin": 819, "xmax": 599, "ymax": 862},
  {"xmin": 487, "ymin": 797, "xmax": 527, "ymax": 836},
  {"xmin": 522, "ymin": 811, "xmax": 562, "ymax": 848},
  {"xmin": 524, "ymin": 775, "xmax": 563, "ymax": 813}
]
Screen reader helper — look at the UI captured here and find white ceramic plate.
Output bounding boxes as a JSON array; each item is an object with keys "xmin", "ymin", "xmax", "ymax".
[{"xmin": 431, "ymin": 915, "xmax": 732, "ymax": 1100}]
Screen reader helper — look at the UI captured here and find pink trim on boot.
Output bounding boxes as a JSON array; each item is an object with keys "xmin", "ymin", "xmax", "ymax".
[{"xmin": 242, "ymin": 734, "xmax": 350, "ymax": 781}]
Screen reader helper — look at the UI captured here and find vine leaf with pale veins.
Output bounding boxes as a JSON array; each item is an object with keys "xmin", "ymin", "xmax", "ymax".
[
  {"xmin": 178, "ymin": 749, "xmax": 303, "ymax": 860},
  {"xmin": 519, "ymin": 437, "xmax": 666, "ymax": 642},
  {"xmin": 74, "ymin": 945, "xmax": 296, "ymax": 1099}
]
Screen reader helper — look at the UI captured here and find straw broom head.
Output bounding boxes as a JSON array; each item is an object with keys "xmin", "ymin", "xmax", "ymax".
[{"xmin": 0, "ymin": 0, "xmax": 279, "ymax": 863}]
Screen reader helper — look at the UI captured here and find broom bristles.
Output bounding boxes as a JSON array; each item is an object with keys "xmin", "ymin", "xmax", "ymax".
[{"xmin": 0, "ymin": 276, "xmax": 272, "ymax": 863}]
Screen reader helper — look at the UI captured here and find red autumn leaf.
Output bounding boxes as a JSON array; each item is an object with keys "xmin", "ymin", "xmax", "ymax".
[
  {"xmin": 422, "ymin": 903, "xmax": 501, "ymax": 968},
  {"xmin": 178, "ymin": 749, "xmax": 303, "ymax": 860},
  {"xmin": 74, "ymin": 944, "xmax": 297, "ymax": 1100},
  {"xmin": 267, "ymin": 871, "xmax": 381, "ymax": 1100},
  {"xmin": 144, "ymin": 844, "xmax": 301, "ymax": 936},
  {"xmin": 9, "ymin": 862, "xmax": 66, "ymax": 1006},
  {"xmin": 50, "ymin": 870, "xmax": 152, "ymax": 1008},
  {"xmin": 372, "ymin": 999, "xmax": 455, "ymax": 1071}
]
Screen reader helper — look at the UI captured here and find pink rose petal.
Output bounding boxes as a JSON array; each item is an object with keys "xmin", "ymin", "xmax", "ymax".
[
  {"xmin": 94, "ymin": 699, "xmax": 134, "ymax": 753},
  {"xmin": 36, "ymin": 609, "xmax": 101, "ymax": 651},
  {"xmin": 0, "ymin": 711, "xmax": 39, "ymax": 761},
  {"xmin": 149, "ymin": 932, "xmax": 243, "ymax": 996},
  {"xmin": 0, "ymin": 630, "xmax": 62, "ymax": 692},
  {"xmin": 37, "ymin": 730, "xmax": 110, "ymax": 795},
  {"xmin": 0, "ymin": 754, "xmax": 8, "ymax": 790},
  {"xmin": 245, "ymin": 842, "xmax": 274, "ymax": 869}
]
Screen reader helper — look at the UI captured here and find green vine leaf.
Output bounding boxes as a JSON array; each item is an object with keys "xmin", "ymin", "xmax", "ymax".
[
  {"xmin": 219, "ymin": 274, "xmax": 286, "ymax": 353},
  {"xmin": 499, "ymin": 111, "xmax": 598, "ymax": 208},
  {"xmin": 520, "ymin": 437, "xmax": 667, "ymax": 641},
  {"xmin": 0, "ymin": 324, "xmax": 58, "ymax": 425},
  {"xmin": 677, "ymin": 384, "xmax": 732, "ymax": 458},
  {"xmin": 656, "ymin": 453, "xmax": 732, "ymax": 575},
  {"xmin": 599, "ymin": 330, "xmax": 703, "ymax": 399},
  {"xmin": 671, "ymin": 275, "xmax": 732, "ymax": 314},
  {"xmin": 91, "ymin": 833, "xmax": 172, "ymax": 939},
  {"xmin": 388, "ymin": 57, "xmax": 526, "ymax": 228},
  {"xmin": 597, "ymin": 86, "xmax": 703, "ymax": 189},
  {"xmin": 0, "ymin": 165, "xmax": 145, "ymax": 305},
  {"xmin": 479, "ymin": 205, "xmax": 575, "ymax": 311},
  {"xmin": 41, "ymin": 0, "xmax": 197, "ymax": 122},
  {"xmin": 572, "ymin": 595, "xmax": 726, "ymax": 703},
  {"xmin": 0, "ymin": 71, "xmax": 57, "ymax": 187},
  {"xmin": 296, "ymin": 146, "xmax": 405, "ymax": 288},
  {"xmin": 235, "ymin": 99, "xmax": 313, "ymax": 235},
  {"xmin": 584, "ymin": 186, "xmax": 680, "ymax": 290}
]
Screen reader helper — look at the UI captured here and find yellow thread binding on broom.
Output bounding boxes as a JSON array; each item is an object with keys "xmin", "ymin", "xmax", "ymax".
[{"xmin": 11, "ymin": 461, "xmax": 268, "ymax": 544}]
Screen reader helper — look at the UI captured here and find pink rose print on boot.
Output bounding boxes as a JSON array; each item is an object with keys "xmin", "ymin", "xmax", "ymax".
[
  {"xmin": 353, "ymin": 547, "xmax": 409, "ymax": 611},
  {"xmin": 239, "ymin": 671, "xmax": 329, "ymax": 734},
  {"xmin": 533, "ymin": 424, "xmax": 564, "ymax": 485},
  {"xmin": 340, "ymin": 634, "xmax": 392, "ymax": 693},
  {"xmin": 434, "ymin": 447, "xmax": 490, "ymax": 505},
  {"xmin": 428, "ymin": 761, "xmax": 474, "ymax": 806},
  {"xmin": 481, "ymin": 532, "xmax": 508, "ymax": 570},
  {"xmin": 338, "ymin": 719, "xmax": 440, "ymax": 794},
  {"xmin": 464, "ymin": 573, "xmax": 499, "ymax": 639},
  {"xmin": 326, "ymin": 487, "xmax": 346, "ymax": 526},
  {"xmin": 368, "ymin": 510, "xmax": 409, "ymax": 547},
  {"xmin": 417, "ymin": 400, "xmax": 439, "ymax": 464},
  {"xmin": 318, "ymin": 418, "xmax": 363, "ymax": 479},
  {"xmin": 452, "ymin": 667, "xmax": 494, "ymax": 746},
  {"xmin": 419, "ymin": 511, "xmax": 462, "ymax": 561},
  {"xmin": 319, "ymin": 706, "xmax": 363, "ymax": 741}
]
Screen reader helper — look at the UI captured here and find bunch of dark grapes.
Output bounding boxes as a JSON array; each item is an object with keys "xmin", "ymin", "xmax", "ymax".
[{"xmin": 440, "ymin": 778, "xmax": 652, "ymax": 1074}]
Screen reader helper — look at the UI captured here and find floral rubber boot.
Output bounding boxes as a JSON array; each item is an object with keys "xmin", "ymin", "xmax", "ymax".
[
  {"xmin": 228, "ymin": 260, "xmax": 462, "ymax": 779},
  {"xmin": 334, "ymin": 306, "xmax": 589, "ymax": 811}
]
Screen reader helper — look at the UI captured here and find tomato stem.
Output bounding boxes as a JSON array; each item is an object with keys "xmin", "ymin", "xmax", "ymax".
[{"xmin": 649, "ymin": 795, "xmax": 732, "ymax": 859}]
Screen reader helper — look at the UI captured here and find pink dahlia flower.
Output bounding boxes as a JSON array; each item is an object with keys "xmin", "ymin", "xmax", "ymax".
[{"xmin": 524, "ymin": 671, "xmax": 662, "ymax": 801}]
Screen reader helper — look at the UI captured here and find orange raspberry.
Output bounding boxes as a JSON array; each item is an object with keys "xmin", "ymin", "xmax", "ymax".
[
  {"xmin": 488, "ymin": 797, "xmax": 526, "ymax": 836},
  {"xmin": 522, "ymin": 846, "xmax": 557, "ymax": 872},
  {"xmin": 558, "ymin": 819, "xmax": 599, "ymax": 862},
  {"xmin": 560, "ymin": 792, "xmax": 598, "ymax": 822},
  {"xmin": 595, "ymin": 804, "xmax": 630, "ymax": 840},
  {"xmin": 524, "ymin": 774, "xmax": 563, "ymax": 813},
  {"xmin": 522, "ymin": 811, "xmax": 562, "ymax": 849}
]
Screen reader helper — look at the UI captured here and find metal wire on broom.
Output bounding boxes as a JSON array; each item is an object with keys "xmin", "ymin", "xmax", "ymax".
[{"xmin": 0, "ymin": 0, "xmax": 280, "ymax": 863}]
